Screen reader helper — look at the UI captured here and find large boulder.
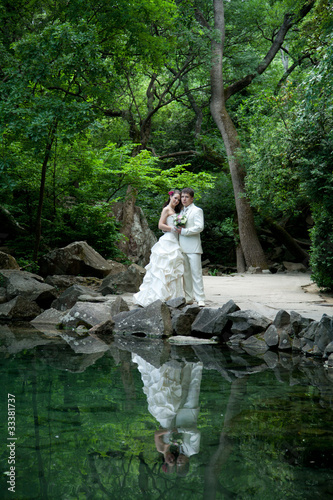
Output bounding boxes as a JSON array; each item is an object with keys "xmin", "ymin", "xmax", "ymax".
[
  {"xmin": 52, "ymin": 284, "xmax": 100, "ymax": 311},
  {"xmin": 191, "ymin": 300, "xmax": 240, "ymax": 339},
  {"xmin": 0, "ymin": 296, "xmax": 41, "ymax": 321},
  {"xmin": 38, "ymin": 241, "xmax": 115, "ymax": 278},
  {"xmin": 113, "ymin": 300, "xmax": 172, "ymax": 337},
  {"xmin": 99, "ymin": 263, "xmax": 145, "ymax": 294},
  {"xmin": 0, "ymin": 270, "xmax": 57, "ymax": 308},
  {"xmin": 111, "ymin": 202, "xmax": 157, "ymax": 266},
  {"xmin": 0, "ymin": 251, "xmax": 20, "ymax": 270},
  {"xmin": 60, "ymin": 301, "xmax": 115, "ymax": 329},
  {"xmin": 171, "ymin": 304, "xmax": 201, "ymax": 336},
  {"xmin": 227, "ymin": 310, "xmax": 272, "ymax": 336}
]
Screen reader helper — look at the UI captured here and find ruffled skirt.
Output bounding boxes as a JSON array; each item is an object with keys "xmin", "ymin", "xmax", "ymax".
[{"xmin": 133, "ymin": 232, "xmax": 184, "ymax": 307}]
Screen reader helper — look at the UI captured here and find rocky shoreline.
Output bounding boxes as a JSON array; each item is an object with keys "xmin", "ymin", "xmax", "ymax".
[{"xmin": 0, "ymin": 242, "xmax": 333, "ymax": 367}]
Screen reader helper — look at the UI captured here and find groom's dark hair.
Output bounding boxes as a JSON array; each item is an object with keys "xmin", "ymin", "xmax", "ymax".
[{"xmin": 181, "ymin": 187, "xmax": 194, "ymax": 198}]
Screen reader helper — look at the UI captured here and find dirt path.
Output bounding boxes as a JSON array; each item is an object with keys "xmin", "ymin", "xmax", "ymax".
[{"xmin": 203, "ymin": 272, "xmax": 333, "ymax": 321}]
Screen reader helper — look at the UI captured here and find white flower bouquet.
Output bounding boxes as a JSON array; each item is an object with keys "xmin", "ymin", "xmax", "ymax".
[{"xmin": 174, "ymin": 213, "xmax": 187, "ymax": 227}]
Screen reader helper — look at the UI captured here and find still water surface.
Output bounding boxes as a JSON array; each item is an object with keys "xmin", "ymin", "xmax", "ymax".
[{"xmin": 0, "ymin": 325, "xmax": 332, "ymax": 500}]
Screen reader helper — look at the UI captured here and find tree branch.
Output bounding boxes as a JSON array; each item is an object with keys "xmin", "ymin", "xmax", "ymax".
[{"xmin": 224, "ymin": 1, "xmax": 315, "ymax": 100}]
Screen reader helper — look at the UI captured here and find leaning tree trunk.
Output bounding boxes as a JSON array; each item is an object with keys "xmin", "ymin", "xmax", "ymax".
[{"xmin": 210, "ymin": 0, "xmax": 267, "ymax": 269}]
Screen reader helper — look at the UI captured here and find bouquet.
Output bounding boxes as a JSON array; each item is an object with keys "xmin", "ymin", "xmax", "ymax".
[{"xmin": 174, "ymin": 213, "xmax": 187, "ymax": 228}]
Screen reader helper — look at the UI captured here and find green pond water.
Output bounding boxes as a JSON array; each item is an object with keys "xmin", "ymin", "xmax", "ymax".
[{"xmin": 0, "ymin": 325, "xmax": 332, "ymax": 500}]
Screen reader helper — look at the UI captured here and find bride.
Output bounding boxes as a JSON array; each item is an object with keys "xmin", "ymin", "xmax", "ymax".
[{"xmin": 133, "ymin": 190, "xmax": 185, "ymax": 307}]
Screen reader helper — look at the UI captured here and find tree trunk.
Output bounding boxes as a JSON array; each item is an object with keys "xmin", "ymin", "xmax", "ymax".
[
  {"xmin": 210, "ymin": 0, "xmax": 268, "ymax": 269},
  {"xmin": 33, "ymin": 122, "xmax": 57, "ymax": 261}
]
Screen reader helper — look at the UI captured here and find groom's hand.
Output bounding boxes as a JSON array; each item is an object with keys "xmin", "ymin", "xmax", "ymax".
[{"xmin": 175, "ymin": 227, "xmax": 182, "ymax": 234}]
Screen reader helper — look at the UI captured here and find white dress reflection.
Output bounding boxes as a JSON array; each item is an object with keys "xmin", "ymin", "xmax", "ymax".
[{"xmin": 132, "ymin": 354, "xmax": 203, "ymax": 474}]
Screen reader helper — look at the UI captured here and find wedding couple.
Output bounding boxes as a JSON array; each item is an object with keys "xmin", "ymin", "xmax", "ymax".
[{"xmin": 133, "ymin": 188, "xmax": 205, "ymax": 308}]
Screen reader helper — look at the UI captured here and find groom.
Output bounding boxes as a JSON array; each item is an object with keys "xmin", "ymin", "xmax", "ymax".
[{"xmin": 175, "ymin": 188, "xmax": 205, "ymax": 307}]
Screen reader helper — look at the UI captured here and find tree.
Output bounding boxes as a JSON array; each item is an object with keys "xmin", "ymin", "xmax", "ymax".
[{"xmin": 195, "ymin": 0, "xmax": 315, "ymax": 270}]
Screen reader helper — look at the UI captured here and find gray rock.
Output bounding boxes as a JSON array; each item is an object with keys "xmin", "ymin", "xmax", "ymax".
[
  {"xmin": 39, "ymin": 241, "xmax": 115, "ymax": 278},
  {"xmin": 166, "ymin": 296, "xmax": 186, "ymax": 309},
  {"xmin": 113, "ymin": 300, "xmax": 172, "ymax": 337},
  {"xmin": 290, "ymin": 311, "xmax": 314, "ymax": 336},
  {"xmin": 31, "ymin": 308, "xmax": 66, "ymax": 326},
  {"xmin": 172, "ymin": 305, "xmax": 200, "ymax": 336},
  {"xmin": 1, "ymin": 269, "xmax": 57, "ymax": 308},
  {"xmin": 0, "ymin": 251, "xmax": 20, "ymax": 269},
  {"xmin": 273, "ymin": 310, "xmax": 290, "ymax": 329},
  {"xmin": 60, "ymin": 301, "xmax": 114, "ymax": 329},
  {"xmin": 0, "ymin": 287, "xmax": 7, "ymax": 304},
  {"xmin": 99, "ymin": 264, "xmax": 145, "ymax": 294},
  {"xmin": 52, "ymin": 284, "xmax": 99, "ymax": 311},
  {"xmin": 0, "ymin": 296, "xmax": 41, "ymax": 321},
  {"xmin": 264, "ymin": 325, "xmax": 279, "ymax": 347},
  {"xmin": 227, "ymin": 309, "xmax": 272, "ymax": 336},
  {"xmin": 191, "ymin": 300, "xmax": 240, "ymax": 337},
  {"xmin": 314, "ymin": 315, "xmax": 333, "ymax": 354},
  {"xmin": 302, "ymin": 321, "xmax": 319, "ymax": 341},
  {"xmin": 111, "ymin": 202, "xmax": 157, "ymax": 266},
  {"xmin": 324, "ymin": 341, "xmax": 333, "ymax": 358}
]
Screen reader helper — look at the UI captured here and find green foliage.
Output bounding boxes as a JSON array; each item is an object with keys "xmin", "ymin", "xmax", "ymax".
[{"xmin": 42, "ymin": 202, "xmax": 124, "ymax": 260}]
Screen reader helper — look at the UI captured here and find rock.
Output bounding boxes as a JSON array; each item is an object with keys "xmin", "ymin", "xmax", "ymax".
[
  {"xmin": 31, "ymin": 308, "xmax": 66, "ymax": 326},
  {"xmin": 273, "ymin": 310, "xmax": 291, "ymax": 329},
  {"xmin": 0, "ymin": 296, "xmax": 41, "ymax": 321},
  {"xmin": 99, "ymin": 264, "xmax": 145, "ymax": 294},
  {"xmin": 314, "ymin": 315, "xmax": 333, "ymax": 354},
  {"xmin": 241, "ymin": 334, "xmax": 269, "ymax": 355},
  {"xmin": 290, "ymin": 311, "xmax": 314, "ymax": 336},
  {"xmin": 0, "ymin": 287, "xmax": 6, "ymax": 304},
  {"xmin": 171, "ymin": 305, "xmax": 201, "ymax": 336},
  {"xmin": 38, "ymin": 241, "xmax": 115, "ymax": 278},
  {"xmin": 264, "ymin": 325, "xmax": 279, "ymax": 347},
  {"xmin": 111, "ymin": 202, "xmax": 157, "ymax": 266},
  {"xmin": 0, "ymin": 269, "xmax": 57, "ymax": 309},
  {"xmin": 166, "ymin": 296, "xmax": 186, "ymax": 309},
  {"xmin": 52, "ymin": 284, "xmax": 100, "ymax": 311},
  {"xmin": 60, "ymin": 301, "xmax": 114, "ymax": 329},
  {"xmin": 113, "ymin": 300, "xmax": 172, "ymax": 337},
  {"xmin": 0, "ymin": 251, "xmax": 20, "ymax": 269},
  {"xmin": 168, "ymin": 336, "xmax": 217, "ymax": 344},
  {"xmin": 45, "ymin": 275, "xmax": 102, "ymax": 290},
  {"xmin": 283, "ymin": 261, "xmax": 307, "ymax": 272},
  {"xmin": 191, "ymin": 300, "xmax": 240, "ymax": 339},
  {"xmin": 227, "ymin": 310, "xmax": 272, "ymax": 336}
]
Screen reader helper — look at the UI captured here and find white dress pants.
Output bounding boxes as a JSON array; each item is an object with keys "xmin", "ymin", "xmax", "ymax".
[{"xmin": 183, "ymin": 253, "xmax": 205, "ymax": 302}]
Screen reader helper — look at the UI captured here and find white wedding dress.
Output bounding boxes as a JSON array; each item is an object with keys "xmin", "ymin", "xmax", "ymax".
[
  {"xmin": 133, "ymin": 215, "xmax": 184, "ymax": 307},
  {"xmin": 132, "ymin": 354, "xmax": 202, "ymax": 457}
]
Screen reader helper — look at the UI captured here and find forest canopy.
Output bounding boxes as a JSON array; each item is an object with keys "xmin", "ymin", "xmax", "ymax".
[{"xmin": 0, "ymin": 0, "xmax": 332, "ymax": 289}]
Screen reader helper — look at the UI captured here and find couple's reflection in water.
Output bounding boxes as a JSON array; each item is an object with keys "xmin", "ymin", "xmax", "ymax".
[{"xmin": 132, "ymin": 354, "xmax": 203, "ymax": 476}]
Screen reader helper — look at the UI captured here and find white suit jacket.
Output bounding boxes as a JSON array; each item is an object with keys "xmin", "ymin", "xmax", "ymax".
[{"xmin": 179, "ymin": 204, "xmax": 204, "ymax": 254}]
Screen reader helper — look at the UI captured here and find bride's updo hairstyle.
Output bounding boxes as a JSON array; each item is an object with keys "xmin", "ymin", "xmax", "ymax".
[{"xmin": 163, "ymin": 189, "xmax": 182, "ymax": 213}]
